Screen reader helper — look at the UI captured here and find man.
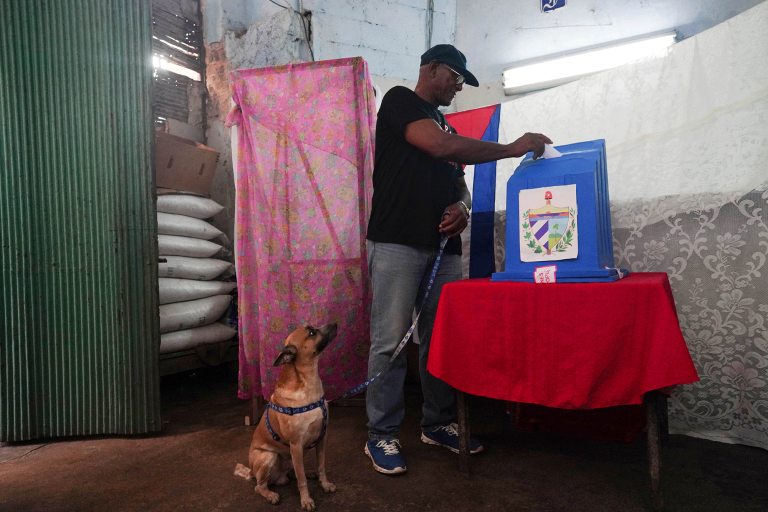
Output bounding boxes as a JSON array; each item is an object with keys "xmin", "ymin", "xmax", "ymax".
[{"xmin": 365, "ymin": 44, "xmax": 552, "ymax": 475}]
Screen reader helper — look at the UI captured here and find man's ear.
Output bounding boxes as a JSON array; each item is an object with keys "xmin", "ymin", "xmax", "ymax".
[{"xmin": 273, "ymin": 344, "xmax": 298, "ymax": 366}]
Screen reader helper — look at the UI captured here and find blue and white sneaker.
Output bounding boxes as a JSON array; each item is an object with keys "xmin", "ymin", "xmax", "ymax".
[
  {"xmin": 421, "ymin": 423, "xmax": 484, "ymax": 454},
  {"xmin": 364, "ymin": 439, "xmax": 407, "ymax": 475}
]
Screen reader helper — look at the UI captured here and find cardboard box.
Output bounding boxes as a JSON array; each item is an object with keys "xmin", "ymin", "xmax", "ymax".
[{"xmin": 155, "ymin": 131, "xmax": 220, "ymax": 196}]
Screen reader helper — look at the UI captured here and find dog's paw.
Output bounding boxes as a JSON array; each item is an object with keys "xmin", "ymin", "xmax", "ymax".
[
  {"xmin": 300, "ymin": 496, "xmax": 316, "ymax": 511},
  {"xmin": 321, "ymin": 481, "xmax": 336, "ymax": 493},
  {"xmin": 305, "ymin": 470, "xmax": 318, "ymax": 480},
  {"xmin": 258, "ymin": 489, "xmax": 280, "ymax": 505}
]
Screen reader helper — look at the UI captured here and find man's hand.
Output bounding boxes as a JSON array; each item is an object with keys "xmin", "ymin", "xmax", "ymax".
[
  {"xmin": 439, "ymin": 203, "xmax": 469, "ymax": 238},
  {"xmin": 509, "ymin": 132, "xmax": 553, "ymax": 159}
]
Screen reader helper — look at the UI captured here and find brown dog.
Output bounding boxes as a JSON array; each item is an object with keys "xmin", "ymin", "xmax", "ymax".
[{"xmin": 237, "ymin": 323, "xmax": 338, "ymax": 510}]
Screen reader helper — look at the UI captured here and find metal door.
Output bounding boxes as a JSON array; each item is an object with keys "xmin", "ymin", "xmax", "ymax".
[{"xmin": 1, "ymin": 0, "xmax": 160, "ymax": 441}]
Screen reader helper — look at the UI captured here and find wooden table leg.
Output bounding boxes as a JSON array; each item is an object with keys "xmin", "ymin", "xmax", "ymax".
[
  {"xmin": 505, "ymin": 401, "xmax": 518, "ymax": 428},
  {"xmin": 646, "ymin": 391, "xmax": 663, "ymax": 510},
  {"xmin": 248, "ymin": 395, "xmax": 266, "ymax": 426},
  {"xmin": 457, "ymin": 390, "xmax": 470, "ymax": 476},
  {"xmin": 658, "ymin": 393, "xmax": 669, "ymax": 446}
]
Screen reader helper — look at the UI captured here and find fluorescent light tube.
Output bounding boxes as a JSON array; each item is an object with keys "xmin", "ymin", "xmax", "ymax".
[{"xmin": 503, "ymin": 31, "xmax": 676, "ymax": 95}]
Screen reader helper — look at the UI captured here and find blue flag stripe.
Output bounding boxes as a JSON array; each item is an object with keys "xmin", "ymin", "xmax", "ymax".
[{"xmin": 469, "ymin": 104, "xmax": 500, "ymax": 279}]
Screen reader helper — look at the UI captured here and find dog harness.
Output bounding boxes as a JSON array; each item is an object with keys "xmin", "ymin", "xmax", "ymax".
[{"xmin": 265, "ymin": 396, "xmax": 327, "ymax": 449}]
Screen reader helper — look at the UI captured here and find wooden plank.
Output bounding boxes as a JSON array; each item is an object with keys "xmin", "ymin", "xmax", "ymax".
[{"xmin": 158, "ymin": 343, "xmax": 237, "ymax": 377}]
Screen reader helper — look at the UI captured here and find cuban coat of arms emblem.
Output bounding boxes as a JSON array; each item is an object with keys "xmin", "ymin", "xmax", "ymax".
[{"xmin": 518, "ymin": 185, "xmax": 578, "ymax": 262}]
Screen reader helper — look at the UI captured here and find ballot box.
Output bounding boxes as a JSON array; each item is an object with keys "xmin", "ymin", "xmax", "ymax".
[{"xmin": 491, "ymin": 139, "xmax": 627, "ymax": 283}]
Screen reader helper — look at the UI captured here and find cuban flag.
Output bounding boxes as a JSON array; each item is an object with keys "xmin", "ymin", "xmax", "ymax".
[{"xmin": 445, "ymin": 104, "xmax": 500, "ymax": 279}]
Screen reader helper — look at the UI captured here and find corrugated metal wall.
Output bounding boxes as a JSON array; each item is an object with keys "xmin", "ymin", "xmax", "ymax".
[{"xmin": 0, "ymin": 0, "xmax": 161, "ymax": 441}]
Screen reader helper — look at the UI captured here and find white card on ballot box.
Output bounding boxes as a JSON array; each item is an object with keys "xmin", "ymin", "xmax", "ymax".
[
  {"xmin": 541, "ymin": 144, "xmax": 562, "ymax": 159},
  {"xmin": 534, "ymin": 265, "xmax": 557, "ymax": 283}
]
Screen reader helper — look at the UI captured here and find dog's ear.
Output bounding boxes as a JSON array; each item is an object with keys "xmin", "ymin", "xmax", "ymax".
[{"xmin": 273, "ymin": 344, "xmax": 298, "ymax": 366}]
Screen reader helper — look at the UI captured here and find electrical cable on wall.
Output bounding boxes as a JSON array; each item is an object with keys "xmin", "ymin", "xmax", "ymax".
[
  {"xmin": 426, "ymin": 0, "xmax": 434, "ymax": 50},
  {"xmin": 269, "ymin": 0, "xmax": 315, "ymax": 61}
]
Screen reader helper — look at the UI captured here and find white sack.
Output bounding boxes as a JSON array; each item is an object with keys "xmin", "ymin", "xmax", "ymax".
[
  {"xmin": 158, "ymin": 256, "xmax": 232, "ymax": 280},
  {"xmin": 158, "ymin": 235, "xmax": 222, "ymax": 258},
  {"xmin": 159, "ymin": 294, "xmax": 232, "ymax": 334},
  {"xmin": 156, "ymin": 194, "xmax": 224, "ymax": 219},
  {"xmin": 157, "ymin": 212, "xmax": 223, "ymax": 240},
  {"xmin": 158, "ymin": 278, "xmax": 237, "ymax": 305},
  {"xmin": 160, "ymin": 322, "xmax": 237, "ymax": 354}
]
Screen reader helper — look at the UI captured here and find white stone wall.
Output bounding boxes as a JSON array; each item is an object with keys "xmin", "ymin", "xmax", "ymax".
[
  {"xmin": 304, "ymin": 0, "xmax": 456, "ymax": 81},
  {"xmin": 204, "ymin": 0, "xmax": 457, "ymax": 79},
  {"xmin": 202, "ymin": 0, "xmax": 302, "ymax": 43}
]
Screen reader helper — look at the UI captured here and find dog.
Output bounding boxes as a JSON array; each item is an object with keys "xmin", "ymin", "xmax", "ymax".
[{"xmin": 236, "ymin": 323, "xmax": 338, "ymax": 510}]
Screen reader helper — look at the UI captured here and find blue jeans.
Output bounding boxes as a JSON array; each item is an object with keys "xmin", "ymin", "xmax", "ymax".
[{"xmin": 366, "ymin": 240, "xmax": 462, "ymax": 441}]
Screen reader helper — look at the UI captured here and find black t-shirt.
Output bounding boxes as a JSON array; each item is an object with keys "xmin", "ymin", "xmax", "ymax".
[{"xmin": 366, "ymin": 86, "xmax": 464, "ymax": 255}]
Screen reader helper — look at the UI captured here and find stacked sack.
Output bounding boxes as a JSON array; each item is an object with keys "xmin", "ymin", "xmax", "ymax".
[{"xmin": 156, "ymin": 194, "xmax": 237, "ymax": 355}]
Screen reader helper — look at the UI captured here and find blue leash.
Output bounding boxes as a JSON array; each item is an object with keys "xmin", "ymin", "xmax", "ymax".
[
  {"xmin": 264, "ymin": 231, "xmax": 449, "ymax": 446},
  {"xmin": 333, "ymin": 233, "xmax": 449, "ymax": 400}
]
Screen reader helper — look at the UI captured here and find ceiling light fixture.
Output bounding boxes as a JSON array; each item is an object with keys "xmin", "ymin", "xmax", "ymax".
[{"xmin": 502, "ymin": 31, "xmax": 677, "ymax": 95}]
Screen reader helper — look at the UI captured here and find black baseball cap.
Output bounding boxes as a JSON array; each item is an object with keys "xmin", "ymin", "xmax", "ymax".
[{"xmin": 420, "ymin": 44, "xmax": 479, "ymax": 87}]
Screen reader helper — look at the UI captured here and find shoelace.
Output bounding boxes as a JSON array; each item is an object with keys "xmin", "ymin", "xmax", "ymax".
[
  {"xmin": 439, "ymin": 423, "xmax": 459, "ymax": 436},
  {"xmin": 376, "ymin": 440, "xmax": 401, "ymax": 455}
]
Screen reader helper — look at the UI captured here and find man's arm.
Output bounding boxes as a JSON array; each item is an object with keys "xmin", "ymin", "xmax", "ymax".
[
  {"xmin": 404, "ymin": 118, "xmax": 552, "ymax": 164},
  {"xmin": 439, "ymin": 177, "xmax": 471, "ymax": 238}
]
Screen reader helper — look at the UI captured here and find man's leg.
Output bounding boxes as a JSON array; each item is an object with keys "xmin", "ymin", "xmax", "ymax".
[
  {"xmin": 418, "ymin": 251, "xmax": 484, "ymax": 454},
  {"xmin": 417, "ymin": 252, "xmax": 462, "ymax": 431},
  {"xmin": 365, "ymin": 241, "xmax": 430, "ymax": 473}
]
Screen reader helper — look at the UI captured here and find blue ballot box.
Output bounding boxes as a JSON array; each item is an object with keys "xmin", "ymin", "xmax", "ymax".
[{"xmin": 491, "ymin": 139, "xmax": 628, "ymax": 283}]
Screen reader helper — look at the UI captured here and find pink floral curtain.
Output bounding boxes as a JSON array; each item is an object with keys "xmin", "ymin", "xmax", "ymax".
[{"xmin": 226, "ymin": 58, "xmax": 376, "ymax": 400}]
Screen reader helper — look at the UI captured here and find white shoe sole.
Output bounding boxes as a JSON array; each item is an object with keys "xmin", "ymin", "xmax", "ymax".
[
  {"xmin": 364, "ymin": 444, "xmax": 407, "ymax": 475},
  {"xmin": 420, "ymin": 433, "xmax": 484, "ymax": 454}
]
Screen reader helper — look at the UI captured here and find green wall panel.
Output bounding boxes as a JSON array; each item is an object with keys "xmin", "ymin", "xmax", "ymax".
[{"xmin": 1, "ymin": 0, "xmax": 161, "ymax": 441}]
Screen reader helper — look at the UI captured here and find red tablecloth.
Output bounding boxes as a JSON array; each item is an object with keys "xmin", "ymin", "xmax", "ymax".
[{"xmin": 428, "ymin": 273, "xmax": 699, "ymax": 409}]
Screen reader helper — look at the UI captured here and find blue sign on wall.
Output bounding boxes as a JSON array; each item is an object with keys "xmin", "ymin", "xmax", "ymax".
[{"xmin": 541, "ymin": 0, "xmax": 566, "ymax": 13}]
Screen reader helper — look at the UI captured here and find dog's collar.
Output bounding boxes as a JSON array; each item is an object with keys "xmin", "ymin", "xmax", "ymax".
[
  {"xmin": 264, "ymin": 397, "xmax": 327, "ymax": 449},
  {"xmin": 268, "ymin": 397, "xmax": 326, "ymax": 416}
]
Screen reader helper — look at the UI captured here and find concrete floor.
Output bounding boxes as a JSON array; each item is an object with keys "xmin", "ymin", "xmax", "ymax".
[{"xmin": 2, "ymin": 366, "xmax": 768, "ymax": 512}]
